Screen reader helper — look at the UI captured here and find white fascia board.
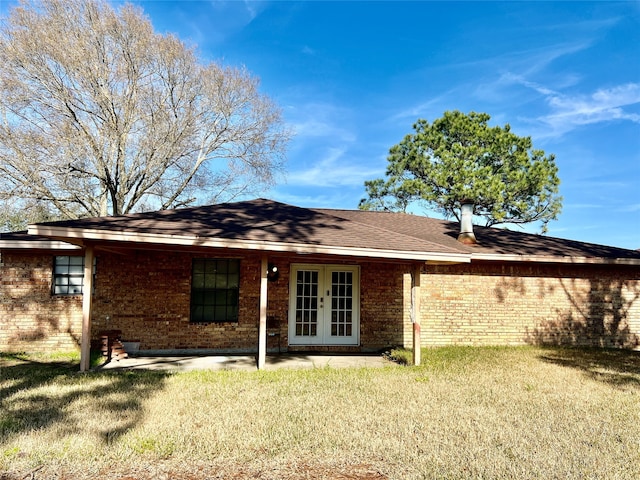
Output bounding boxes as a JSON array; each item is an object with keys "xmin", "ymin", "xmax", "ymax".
[
  {"xmin": 0, "ymin": 239, "xmax": 81, "ymax": 250},
  {"xmin": 471, "ymin": 253, "xmax": 640, "ymax": 266},
  {"xmin": 28, "ymin": 225, "xmax": 471, "ymax": 263}
]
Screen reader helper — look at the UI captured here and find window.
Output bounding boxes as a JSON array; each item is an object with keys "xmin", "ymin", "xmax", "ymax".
[
  {"xmin": 53, "ymin": 256, "xmax": 87, "ymax": 295},
  {"xmin": 191, "ymin": 258, "xmax": 240, "ymax": 323}
]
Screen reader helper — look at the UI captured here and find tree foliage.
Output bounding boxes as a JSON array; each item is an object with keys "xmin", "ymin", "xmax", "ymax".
[
  {"xmin": 360, "ymin": 111, "xmax": 562, "ymax": 232},
  {"xmin": 0, "ymin": 0, "xmax": 289, "ymax": 220}
]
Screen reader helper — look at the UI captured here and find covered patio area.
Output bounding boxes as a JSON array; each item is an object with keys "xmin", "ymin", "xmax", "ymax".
[{"xmin": 96, "ymin": 352, "xmax": 396, "ymax": 372}]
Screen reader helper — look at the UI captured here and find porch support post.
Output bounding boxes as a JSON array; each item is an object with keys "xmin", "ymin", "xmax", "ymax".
[
  {"xmin": 411, "ymin": 263, "xmax": 422, "ymax": 366},
  {"xmin": 80, "ymin": 245, "xmax": 95, "ymax": 372},
  {"xmin": 257, "ymin": 255, "xmax": 268, "ymax": 370}
]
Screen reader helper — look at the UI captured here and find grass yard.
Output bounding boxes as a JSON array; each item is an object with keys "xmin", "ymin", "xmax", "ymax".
[{"xmin": 1, "ymin": 346, "xmax": 639, "ymax": 479}]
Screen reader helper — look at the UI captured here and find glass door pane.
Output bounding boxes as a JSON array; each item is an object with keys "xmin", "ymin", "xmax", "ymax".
[
  {"xmin": 294, "ymin": 270, "xmax": 318, "ymax": 337},
  {"xmin": 330, "ymin": 271, "xmax": 354, "ymax": 337}
]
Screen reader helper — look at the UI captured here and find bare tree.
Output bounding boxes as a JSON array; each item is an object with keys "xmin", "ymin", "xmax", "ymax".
[{"xmin": 0, "ymin": 0, "xmax": 289, "ymax": 219}]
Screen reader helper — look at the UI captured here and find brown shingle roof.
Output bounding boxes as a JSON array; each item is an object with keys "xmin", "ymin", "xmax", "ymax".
[
  {"xmin": 23, "ymin": 198, "xmax": 640, "ymax": 263},
  {"xmin": 32, "ymin": 199, "xmax": 461, "ymax": 254},
  {"xmin": 318, "ymin": 207, "xmax": 640, "ymax": 261}
]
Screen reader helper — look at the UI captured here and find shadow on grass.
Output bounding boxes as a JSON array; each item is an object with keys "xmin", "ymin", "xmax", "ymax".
[
  {"xmin": 538, "ymin": 347, "xmax": 640, "ymax": 388},
  {"xmin": 0, "ymin": 352, "xmax": 169, "ymax": 446}
]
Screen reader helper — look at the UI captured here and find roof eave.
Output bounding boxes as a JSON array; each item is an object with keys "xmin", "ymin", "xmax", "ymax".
[
  {"xmin": 471, "ymin": 252, "xmax": 640, "ymax": 266},
  {"xmin": 28, "ymin": 225, "xmax": 471, "ymax": 263},
  {"xmin": 0, "ymin": 239, "xmax": 81, "ymax": 250}
]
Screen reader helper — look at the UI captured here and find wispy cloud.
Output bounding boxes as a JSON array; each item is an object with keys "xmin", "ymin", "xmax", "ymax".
[
  {"xmin": 532, "ymin": 83, "xmax": 640, "ymax": 138},
  {"xmin": 389, "ymin": 91, "xmax": 456, "ymax": 124},
  {"xmin": 389, "ymin": 41, "xmax": 594, "ymax": 126},
  {"xmin": 165, "ymin": 1, "xmax": 269, "ymax": 48},
  {"xmin": 301, "ymin": 45, "xmax": 316, "ymax": 56},
  {"xmin": 622, "ymin": 203, "xmax": 640, "ymax": 213},
  {"xmin": 269, "ymin": 190, "xmax": 359, "ymax": 209},
  {"xmin": 493, "ymin": 67, "xmax": 640, "ymax": 138},
  {"xmin": 286, "ymin": 102, "xmax": 356, "ymax": 142},
  {"xmin": 286, "ymin": 148, "xmax": 382, "ymax": 188}
]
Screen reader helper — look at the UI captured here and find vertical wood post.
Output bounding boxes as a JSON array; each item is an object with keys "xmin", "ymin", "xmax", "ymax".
[
  {"xmin": 411, "ymin": 263, "xmax": 422, "ymax": 366},
  {"xmin": 257, "ymin": 255, "xmax": 268, "ymax": 370},
  {"xmin": 80, "ymin": 245, "xmax": 95, "ymax": 372}
]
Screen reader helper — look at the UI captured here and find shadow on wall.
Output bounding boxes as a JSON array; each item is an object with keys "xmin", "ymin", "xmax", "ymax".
[
  {"xmin": 526, "ymin": 277, "xmax": 640, "ymax": 349},
  {"xmin": 8, "ymin": 310, "xmax": 80, "ymax": 347},
  {"xmin": 2, "ymin": 261, "xmax": 82, "ymax": 352}
]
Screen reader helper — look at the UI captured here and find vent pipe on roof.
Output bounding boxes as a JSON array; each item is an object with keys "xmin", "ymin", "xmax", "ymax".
[{"xmin": 458, "ymin": 201, "xmax": 477, "ymax": 245}]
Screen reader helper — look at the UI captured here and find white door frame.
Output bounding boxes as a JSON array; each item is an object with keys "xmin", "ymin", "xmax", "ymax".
[{"xmin": 288, "ymin": 264, "xmax": 360, "ymax": 346}]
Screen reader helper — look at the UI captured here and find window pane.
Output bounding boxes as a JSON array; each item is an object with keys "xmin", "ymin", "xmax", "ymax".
[
  {"xmin": 192, "ymin": 273, "xmax": 205, "ymax": 289},
  {"xmin": 204, "ymin": 274, "xmax": 217, "ymax": 288},
  {"xmin": 204, "ymin": 291, "xmax": 216, "ymax": 306},
  {"xmin": 190, "ymin": 259, "xmax": 239, "ymax": 323},
  {"xmin": 218, "ymin": 260, "xmax": 229, "ymax": 274},
  {"xmin": 228, "ymin": 289, "xmax": 239, "ymax": 305},
  {"xmin": 192, "ymin": 306, "xmax": 204, "ymax": 322},
  {"xmin": 228, "ymin": 275, "xmax": 239, "ymax": 288},
  {"xmin": 203, "ymin": 306, "xmax": 215, "ymax": 322},
  {"xmin": 214, "ymin": 306, "xmax": 227, "ymax": 321},
  {"xmin": 53, "ymin": 256, "xmax": 87, "ymax": 296},
  {"xmin": 215, "ymin": 290, "xmax": 227, "ymax": 305},
  {"xmin": 69, "ymin": 256, "xmax": 83, "ymax": 266},
  {"xmin": 194, "ymin": 260, "xmax": 207, "ymax": 274},
  {"xmin": 215, "ymin": 273, "xmax": 228, "ymax": 288},
  {"xmin": 55, "ymin": 264, "xmax": 69, "ymax": 275}
]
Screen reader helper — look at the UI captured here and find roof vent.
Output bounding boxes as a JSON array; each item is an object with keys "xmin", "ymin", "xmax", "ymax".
[{"xmin": 458, "ymin": 201, "xmax": 477, "ymax": 245}]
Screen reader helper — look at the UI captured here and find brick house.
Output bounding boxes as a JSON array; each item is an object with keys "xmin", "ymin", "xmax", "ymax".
[{"xmin": 1, "ymin": 198, "xmax": 639, "ymax": 370}]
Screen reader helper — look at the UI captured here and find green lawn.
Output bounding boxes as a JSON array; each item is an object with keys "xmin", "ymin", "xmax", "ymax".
[{"xmin": 1, "ymin": 347, "xmax": 639, "ymax": 479}]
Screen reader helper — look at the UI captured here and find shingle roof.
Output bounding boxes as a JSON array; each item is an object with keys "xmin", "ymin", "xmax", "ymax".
[
  {"xmin": 16, "ymin": 198, "xmax": 640, "ymax": 263},
  {"xmin": 319, "ymin": 208, "xmax": 640, "ymax": 261}
]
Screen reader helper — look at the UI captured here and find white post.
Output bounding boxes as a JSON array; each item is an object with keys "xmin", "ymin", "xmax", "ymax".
[
  {"xmin": 257, "ymin": 255, "xmax": 268, "ymax": 369},
  {"xmin": 80, "ymin": 245, "xmax": 95, "ymax": 372},
  {"xmin": 411, "ymin": 263, "xmax": 422, "ymax": 366}
]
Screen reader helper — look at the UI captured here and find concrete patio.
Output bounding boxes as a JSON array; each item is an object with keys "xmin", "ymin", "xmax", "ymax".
[{"xmin": 96, "ymin": 353, "xmax": 395, "ymax": 372}]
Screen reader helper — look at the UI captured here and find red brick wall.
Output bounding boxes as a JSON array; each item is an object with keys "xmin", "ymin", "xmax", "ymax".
[
  {"xmin": 3, "ymin": 248, "xmax": 639, "ymax": 354},
  {"xmin": 419, "ymin": 262, "xmax": 640, "ymax": 348},
  {"xmin": 0, "ymin": 251, "xmax": 83, "ymax": 352},
  {"xmin": 91, "ymin": 252, "xmax": 407, "ymax": 352},
  {"xmin": 91, "ymin": 250, "xmax": 264, "ymax": 351},
  {"xmin": 360, "ymin": 261, "xmax": 407, "ymax": 350}
]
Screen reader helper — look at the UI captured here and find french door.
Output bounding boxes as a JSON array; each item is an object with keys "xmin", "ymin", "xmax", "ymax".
[{"xmin": 288, "ymin": 264, "xmax": 360, "ymax": 345}]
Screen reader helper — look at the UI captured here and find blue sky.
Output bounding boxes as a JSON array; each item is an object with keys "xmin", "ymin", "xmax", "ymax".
[{"xmin": 3, "ymin": 1, "xmax": 639, "ymax": 249}]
